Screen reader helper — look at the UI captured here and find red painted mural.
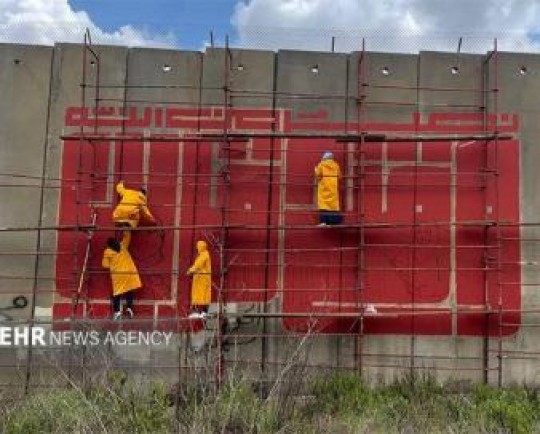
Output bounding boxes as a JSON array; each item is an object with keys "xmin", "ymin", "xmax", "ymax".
[{"xmin": 54, "ymin": 106, "xmax": 521, "ymax": 336}]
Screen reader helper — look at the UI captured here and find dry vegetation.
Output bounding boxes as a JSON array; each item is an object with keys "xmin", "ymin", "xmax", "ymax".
[{"xmin": 2, "ymin": 370, "xmax": 540, "ymax": 433}]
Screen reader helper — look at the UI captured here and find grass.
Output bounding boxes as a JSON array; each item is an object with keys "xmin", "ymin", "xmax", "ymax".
[
  {"xmin": 308, "ymin": 372, "xmax": 540, "ymax": 433},
  {"xmin": 3, "ymin": 372, "xmax": 540, "ymax": 433}
]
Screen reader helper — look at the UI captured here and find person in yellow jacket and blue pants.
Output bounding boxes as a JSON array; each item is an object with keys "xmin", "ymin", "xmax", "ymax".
[
  {"xmin": 314, "ymin": 152, "xmax": 342, "ymax": 226},
  {"xmin": 102, "ymin": 231, "xmax": 141, "ymax": 320},
  {"xmin": 187, "ymin": 240, "xmax": 212, "ymax": 319}
]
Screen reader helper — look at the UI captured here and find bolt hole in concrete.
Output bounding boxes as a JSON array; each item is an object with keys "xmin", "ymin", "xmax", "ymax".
[
  {"xmin": 380, "ymin": 66, "xmax": 390, "ymax": 76},
  {"xmin": 13, "ymin": 59, "xmax": 21, "ymax": 65},
  {"xmin": 450, "ymin": 65, "xmax": 460, "ymax": 75},
  {"xmin": 311, "ymin": 64, "xmax": 319, "ymax": 74},
  {"xmin": 236, "ymin": 64, "xmax": 245, "ymax": 71},
  {"xmin": 519, "ymin": 66, "xmax": 528, "ymax": 76},
  {"xmin": 162, "ymin": 64, "xmax": 172, "ymax": 72},
  {"xmin": 89, "ymin": 60, "xmax": 96, "ymax": 67}
]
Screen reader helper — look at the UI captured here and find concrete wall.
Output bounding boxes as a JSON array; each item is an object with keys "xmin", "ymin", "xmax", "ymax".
[
  {"xmin": 497, "ymin": 52, "xmax": 540, "ymax": 384},
  {"xmin": 0, "ymin": 44, "xmax": 54, "ymax": 387},
  {"xmin": 0, "ymin": 44, "xmax": 53, "ymax": 314},
  {"xmin": 0, "ymin": 42, "xmax": 539, "ymax": 389}
]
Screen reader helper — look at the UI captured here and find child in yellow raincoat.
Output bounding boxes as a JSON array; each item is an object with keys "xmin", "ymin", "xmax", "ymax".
[
  {"xmin": 112, "ymin": 181, "xmax": 156, "ymax": 228},
  {"xmin": 187, "ymin": 240, "xmax": 212, "ymax": 318},
  {"xmin": 102, "ymin": 231, "xmax": 141, "ymax": 320},
  {"xmin": 314, "ymin": 152, "xmax": 342, "ymax": 226}
]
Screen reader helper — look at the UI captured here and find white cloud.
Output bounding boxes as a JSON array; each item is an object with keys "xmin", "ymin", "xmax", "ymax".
[
  {"xmin": 0, "ymin": 0, "xmax": 176, "ymax": 47},
  {"xmin": 232, "ymin": 0, "xmax": 540, "ymax": 53}
]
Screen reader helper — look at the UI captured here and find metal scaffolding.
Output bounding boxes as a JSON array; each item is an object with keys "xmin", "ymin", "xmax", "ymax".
[{"xmin": 0, "ymin": 32, "xmax": 534, "ymax": 395}]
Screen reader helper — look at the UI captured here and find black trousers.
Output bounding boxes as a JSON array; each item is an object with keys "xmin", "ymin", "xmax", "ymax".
[
  {"xmin": 319, "ymin": 210, "xmax": 343, "ymax": 225},
  {"xmin": 192, "ymin": 305, "xmax": 209, "ymax": 314},
  {"xmin": 112, "ymin": 290, "xmax": 134, "ymax": 313}
]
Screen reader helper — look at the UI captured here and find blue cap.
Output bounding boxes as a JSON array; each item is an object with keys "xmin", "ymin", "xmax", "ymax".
[{"xmin": 322, "ymin": 152, "xmax": 334, "ymax": 160}]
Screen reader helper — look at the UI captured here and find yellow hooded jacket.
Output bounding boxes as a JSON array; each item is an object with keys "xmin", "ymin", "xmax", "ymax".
[
  {"xmin": 112, "ymin": 182, "xmax": 154, "ymax": 228},
  {"xmin": 188, "ymin": 240, "xmax": 212, "ymax": 306},
  {"xmin": 314, "ymin": 158, "xmax": 341, "ymax": 211},
  {"xmin": 101, "ymin": 232, "xmax": 142, "ymax": 296}
]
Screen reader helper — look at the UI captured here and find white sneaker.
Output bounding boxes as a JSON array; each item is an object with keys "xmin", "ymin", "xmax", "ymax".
[
  {"xmin": 113, "ymin": 311, "xmax": 122, "ymax": 321},
  {"xmin": 125, "ymin": 308, "xmax": 134, "ymax": 319},
  {"xmin": 317, "ymin": 223, "xmax": 327, "ymax": 227},
  {"xmin": 365, "ymin": 304, "xmax": 377, "ymax": 314},
  {"xmin": 188, "ymin": 312, "xmax": 201, "ymax": 319}
]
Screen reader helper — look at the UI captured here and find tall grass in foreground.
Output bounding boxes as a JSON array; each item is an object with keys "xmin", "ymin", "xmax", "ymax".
[{"xmin": 3, "ymin": 372, "xmax": 540, "ymax": 433}]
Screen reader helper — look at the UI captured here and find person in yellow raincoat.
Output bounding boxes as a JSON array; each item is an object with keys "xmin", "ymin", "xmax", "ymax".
[
  {"xmin": 187, "ymin": 240, "xmax": 212, "ymax": 318},
  {"xmin": 112, "ymin": 181, "xmax": 156, "ymax": 228},
  {"xmin": 102, "ymin": 231, "xmax": 141, "ymax": 320},
  {"xmin": 314, "ymin": 152, "xmax": 342, "ymax": 226}
]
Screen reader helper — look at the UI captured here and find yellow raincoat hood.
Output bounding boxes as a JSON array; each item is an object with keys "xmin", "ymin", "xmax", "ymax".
[{"xmin": 196, "ymin": 240, "xmax": 207, "ymax": 253}]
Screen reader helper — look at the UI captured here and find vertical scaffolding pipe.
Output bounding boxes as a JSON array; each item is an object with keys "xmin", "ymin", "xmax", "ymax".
[
  {"xmin": 92, "ymin": 45, "xmax": 100, "ymax": 136},
  {"xmin": 67, "ymin": 33, "xmax": 90, "ymax": 387},
  {"xmin": 23, "ymin": 44, "xmax": 56, "ymax": 396},
  {"xmin": 261, "ymin": 53, "xmax": 278, "ymax": 389},
  {"xmin": 119, "ymin": 47, "xmax": 130, "ymax": 189},
  {"xmin": 175, "ymin": 55, "xmax": 206, "ymax": 432},
  {"xmin": 337, "ymin": 232, "xmax": 344, "ymax": 367},
  {"xmin": 78, "ymin": 32, "xmax": 100, "ymax": 390},
  {"xmin": 190, "ymin": 55, "xmax": 205, "ymax": 258},
  {"xmin": 89, "ymin": 44, "xmax": 100, "ymax": 204},
  {"xmin": 72, "ymin": 34, "xmax": 100, "ymax": 319},
  {"xmin": 73, "ymin": 32, "xmax": 89, "ymax": 299},
  {"xmin": 74, "ymin": 213, "xmax": 96, "ymax": 393},
  {"xmin": 71, "ymin": 31, "xmax": 101, "ymax": 319},
  {"xmin": 71, "ymin": 214, "xmax": 96, "ymax": 316},
  {"xmin": 216, "ymin": 36, "xmax": 232, "ymax": 389},
  {"xmin": 409, "ymin": 51, "xmax": 421, "ymax": 376},
  {"xmin": 481, "ymin": 47, "xmax": 492, "ymax": 385},
  {"xmin": 493, "ymin": 38, "xmax": 504, "ymax": 388},
  {"xmin": 337, "ymin": 54, "xmax": 351, "ymax": 368},
  {"xmin": 181, "ymin": 52, "xmax": 206, "ymax": 395},
  {"xmin": 186, "ymin": 52, "xmax": 205, "ymax": 350},
  {"xmin": 354, "ymin": 39, "xmax": 367, "ymax": 375}
]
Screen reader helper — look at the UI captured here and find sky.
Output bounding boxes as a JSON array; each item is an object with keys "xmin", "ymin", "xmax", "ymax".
[{"xmin": 1, "ymin": 0, "xmax": 540, "ymax": 53}]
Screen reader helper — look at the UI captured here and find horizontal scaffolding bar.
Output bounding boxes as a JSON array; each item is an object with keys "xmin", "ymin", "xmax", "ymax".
[
  {"xmin": 0, "ymin": 309, "xmax": 503, "ymax": 325},
  {"xmin": 86, "ymin": 83, "xmax": 496, "ymax": 96},
  {"xmin": 61, "ymin": 132, "xmax": 513, "ymax": 143},
  {"xmin": 0, "ymin": 220, "xmax": 511, "ymax": 233},
  {"xmin": 0, "ymin": 244, "xmax": 498, "ymax": 257}
]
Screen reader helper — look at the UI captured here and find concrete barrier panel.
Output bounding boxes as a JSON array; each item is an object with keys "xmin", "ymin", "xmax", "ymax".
[
  {"xmin": 0, "ymin": 44, "xmax": 53, "ymax": 320},
  {"xmin": 44, "ymin": 43, "xmax": 128, "ymax": 314},
  {"xmin": 493, "ymin": 52, "xmax": 540, "ymax": 384},
  {"xmin": 202, "ymin": 47, "xmax": 275, "ymax": 107},
  {"xmin": 348, "ymin": 51, "xmax": 418, "ymax": 126}
]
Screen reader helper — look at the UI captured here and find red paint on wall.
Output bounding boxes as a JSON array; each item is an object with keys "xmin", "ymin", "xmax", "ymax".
[{"xmin": 55, "ymin": 107, "xmax": 521, "ymax": 335}]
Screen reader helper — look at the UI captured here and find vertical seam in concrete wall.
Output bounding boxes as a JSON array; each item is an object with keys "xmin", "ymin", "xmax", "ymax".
[
  {"xmin": 119, "ymin": 48, "xmax": 130, "ymax": 181},
  {"xmin": 170, "ymin": 140, "xmax": 183, "ymax": 305},
  {"xmin": 345, "ymin": 54, "xmax": 354, "ymax": 213},
  {"xmin": 410, "ymin": 53, "xmax": 421, "ymax": 373},
  {"xmin": 382, "ymin": 142, "xmax": 388, "ymax": 213},
  {"xmin": 25, "ymin": 47, "xmax": 55, "ymax": 394},
  {"xmin": 450, "ymin": 141, "xmax": 458, "ymax": 336},
  {"xmin": 142, "ymin": 130, "xmax": 150, "ymax": 190},
  {"xmin": 190, "ymin": 52, "xmax": 204, "ymax": 265}
]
